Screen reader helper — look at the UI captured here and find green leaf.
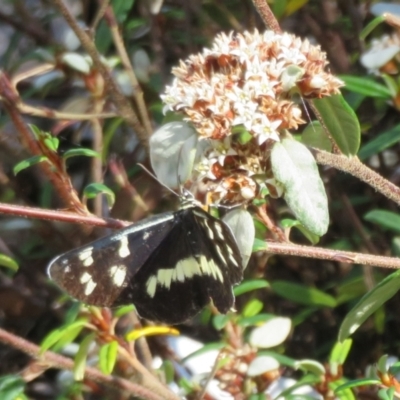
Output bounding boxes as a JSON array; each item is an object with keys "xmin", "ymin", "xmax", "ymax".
[
  {"xmin": 0, "ymin": 375, "xmax": 26, "ymax": 400},
  {"xmin": 330, "ymin": 379, "xmax": 356, "ymax": 400},
  {"xmin": 336, "ymin": 276, "xmax": 368, "ymax": 305},
  {"xmin": 360, "ymin": 15, "xmax": 387, "ymax": 40},
  {"xmin": 271, "ymin": 281, "xmax": 337, "ymax": 307},
  {"xmin": 13, "ymin": 155, "xmax": 49, "ymax": 175},
  {"xmin": 252, "ymin": 238, "xmax": 268, "ymax": 252},
  {"xmin": 212, "ymin": 314, "xmax": 230, "ymax": 330},
  {"xmin": 294, "ymin": 359, "xmax": 325, "ymax": 376},
  {"xmin": 330, "ymin": 339, "xmax": 353, "ymax": 366},
  {"xmin": 388, "ymin": 361, "xmax": 400, "ymax": 376},
  {"xmin": 29, "ymin": 125, "xmax": 59, "ymax": 151},
  {"xmin": 257, "ymin": 350, "xmax": 297, "ymax": 368},
  {"xmin": 237, "ymin": 313, "xmax": 275, "ymax": 327},
  {"xmin": 44, "ymin": 137, "xmax": 59, "ymax": 152},
  {"xmin": 113, "ymin": 0, "xmax": 136, "ymax": 23},
  {"xmin": 335, "ymin": 378, "xmax": 381, "ymax": 393},
  {"xmin": 74, "ymin": 333, "xmax": 96, "ymax": 381},
  {"xmin": 181, "ymin": 342, "xmax": 225, "ymax": 363},
  {"xmin": 0, "ymin": 254, "xmax": 19, "ymax": 272},
  {"xmin": 302, "ymin": 121, "xmax": 333, "ymax": 152},
  {"xmin": 271, "ymin": 139, "xmax": 329, "ymax": 236},
  {"xmin": 281, "ymin": 218, "xmax": 320, "ymax": 244},
  {"xmin": 378, "ymin": 387, "xmax": 395, "ymax": 400},
  {"xmin": 242, "ymin": 299, "xmax": 263, "ymax": 318},
  {"xmin": 29, "ymin": 124, "xmax": 42, "ymax": 140},
  {"xmin": 340, "ymin": 75, "xmax": 392, "ymax": 99},
  {"xmin": 339, "ymin": 270, "xmax": 400, "ymax": 342},
  {"xmin": 377, "ymin": 354, "xmax": 389, "ymax": 374},
  {"xmin": 312, "ymin": 94, "xmax": 360, "ymax": 155},
  {"xmin": 62, "ymin": 148, "xmax": 101, "ymax": 161},
  {"xmin": 358, "ymin": 124, "xmax": 400, "ymax": 160},
  {"xmin": 83, "ymin": 183, "xmax": 115, "ymax": 208},
  {"xmin": 364, "ymin": 209, "xmax": 400, "ymax": 234},
  {"xmin": 40, "ymin": 319, "xmax": 88, "ymax": 353},
  {"xmin": 277, "ymin": 374, "xmax": 322, "ymax": 398},
  {"xmin": 234, "ymin": 279, "xmax": 269, "ymax": 296},
  {"xmin": 114, "ymin": 304, "xmax": 135, "ymax": 318},
  {"xmin": 99, "ymin": 341, "xmax": 119, "ymax": 375}
]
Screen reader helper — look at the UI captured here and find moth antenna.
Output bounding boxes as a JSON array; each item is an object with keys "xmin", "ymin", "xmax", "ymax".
[{"xmin": 137, "ymin": 163, "xmax": 180, "ymax": 198}]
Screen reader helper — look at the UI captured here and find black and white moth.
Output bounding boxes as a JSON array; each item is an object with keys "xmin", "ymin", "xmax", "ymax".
[{"xmin": 47, "ymin": 199, "xmax": 243, "ymax": 324}]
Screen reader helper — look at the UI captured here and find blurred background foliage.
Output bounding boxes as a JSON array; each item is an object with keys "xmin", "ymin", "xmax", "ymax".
[{"xmin": 2, "ymin": 0, "xmax": 400, "ymax": 399}]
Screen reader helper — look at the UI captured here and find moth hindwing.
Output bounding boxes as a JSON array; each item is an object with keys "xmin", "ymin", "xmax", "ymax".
[{"xmin": 48, "ymin": 206, "xmax": 243, "ymax": 324}]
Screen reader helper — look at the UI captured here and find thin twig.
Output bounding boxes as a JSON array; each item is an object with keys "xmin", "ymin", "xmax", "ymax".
[
  {"xmin": 2, "ymin": 201, "xmax": 400, "ymax": 270},
  {"xmin": 51, "ymin": 0, "xmax": 149, "ymax": 149},
  {"xmin": 90, "ymin": 0, "xmax": 110, "ymax": 34},
  {"xmin": 104, "ymin": 6, "xmax": 153, "ymax": 136},
  {"xmin": 252, "ymin": 0, "xmax": 282, "ymax": 32},
  {"xmin": 314, "ymin": 150, "xmax": 400, "ymax": 207},
  {"xmin": 265, "ymin": 241, "xmax": 400, "ymax": 270},
  {"xmin": 0, "ymin": 72, "xmax": 87, "ymax": 214},
  {"xmin": 0, "ymin": 202, "xmax": 129, "ymax": 229},
  {"xmin": 0, "ymin": 328, "xmax": 164, "ymax": 400}
]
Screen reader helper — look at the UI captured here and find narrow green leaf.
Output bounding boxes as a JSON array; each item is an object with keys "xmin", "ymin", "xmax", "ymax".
[
  {"xmin": 242, "ymin": 299, "xmax": 263, "ymax": 318},
  {"xmin": 114, "ymin": 304, "xmax": 135, "ymax": 318},
  {"xmin": 13, "ymin": 155, "xmax": 48, "ymax": 175},
  {"xmin": 257, "ymin": 350, "xmax": 297, "ymax": 368},
  {"xmin": 335, "ymin": 378, "xmax": 381, "ymax": 392},
  {"xmin": 388, "ymin": 361, "xmax": 400, "ymax": 376},
  {"xmin": 0, "ymin": 375, "xmax": 26, "ymax": 400},
  {"xmin": 74, "ymin": 333, "xmax": 96, "ymax": 381},
  {"xmin": 181, "ymin": 342, "xmax": 225, "ymax": 363},
  {"xmin": 277, "ymin": 374, "xmax": 322, "ymax": 398},
  {"xmin": 40, "ymin": 319, "xmax": 88, "ymax": 353},
  {"xmin": 312, "ymin": 94, "xmax": 360, "ymax": 155},
  {"xmin": 281, "ymin": 219, "xmax": 320, "ymax": 244},
  {"xmin": 63, "ymin": 148, "xmax": 101, "ymax": 161},
  {"xmin": 340, "ymin": 75, "xmax": 392, "ymax": 99},
  {"xmin": 339, "ymin": 270, "xmax": 400, "ymax": 342},
  {"xmin": 234, "ymin": 279, "xmax": 269, "ymax": 296},
  {"xmin": 0, "ymin": 254, "xmax": 19, "ymax": 272},
  {"xmin": 52, "ymin": 326, "xmax": 85, "ymax": 352},
  {"xmin": 294, "ymin": 359, "xmax": 325, "ymax": 376},
  {"xmin": 358, "ymin": 124, "xmax": 400, "ymax": 160},
  {"xmin": 252, "ymin": 238, "xmax": 268, "ymax": 252},
  {"xmin": 377, "ymin": 354, "xmax": 389, "ymax": 374},
  {"xmin": 364, "ymin": 209, "xmax": 400, "ymax": 234},
  {"xmin": 378, "ymin": 387, "xmax": 395, "ymax": 400},
  {"xmin": 212, "ymin": 314, "xmax": 230, "ymax": 330},
  {"xmin": 330, "ymin": 339, "xmax": 353, "ymax": 365},
  {"xmin": 29, "ymin": 124, "xmax": 42, "ymax": 139},
  {"xmin": 44, "ymin": 136, "xmax": 59, "ymax": 152},
  {"xmin": 99, "ymin": 341, "xmax": 119, "ymax": 375},
  {"xmin": 360, "ymin": 15, "xmax": 387, "ymax": 40},
  {"xmin": 330, "ymin": 379, "xmax": 356, "ymax": 400},
  {"xmin": 237, "ymin": 313, "xmax": 275, "ymax": 327},
  {"xmin": 271, "ymin": 281, "xmax": 337, "ymax": 307},
  {"xmin": 83, "ymin": 183, "xmax": 115, "ymax": 208},
  {"xmin": 302, "ymin": 121, "xmax": 333, "ymax": 152}
]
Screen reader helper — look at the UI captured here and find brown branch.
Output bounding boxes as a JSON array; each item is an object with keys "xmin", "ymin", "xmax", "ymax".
[
  {"xmin": 266, "ymin": 242, "xmax": 400, "ymax": 270},
  {"xmin": 104, "ymin": 6, "xmax": 153, "ymax": 136},
  {"xmin": 0, "ymin": 328, "xmax": 165, "ymax": 400},
  {"xmin": 2, "ymin": 201, "xmax": 399, "ymax": 270},
  {"xmin": 314, "ymin": 150, "xmax": 400, "ymax": 207},
  {"xmin": 252, "ymin": 0, "xmax": 282, "ymax": 32},
  {"xmin": 0, "ymin": 72, "xmax": 87, "ymax": 214},
  {"xmin": 0, "ymin": 9, "xmax": 53, "ymax": 45},
  {"xmin": 51, "ymin": 0, "xmax": 149, "ymax": 149},
  {"xmin": 0, "ymin": 202, "xmax": 128, "ymax": 229}
]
